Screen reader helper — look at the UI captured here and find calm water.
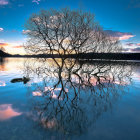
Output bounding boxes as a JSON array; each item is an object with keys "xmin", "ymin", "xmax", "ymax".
[{"xmin": 0, "ymin": 58, "xmax": 140, "ymax": 140}]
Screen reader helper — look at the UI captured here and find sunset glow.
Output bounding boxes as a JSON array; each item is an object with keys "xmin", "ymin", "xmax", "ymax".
[{"xmin": 0, "ymin": 0, "xmax": 140, "ymax": 54}]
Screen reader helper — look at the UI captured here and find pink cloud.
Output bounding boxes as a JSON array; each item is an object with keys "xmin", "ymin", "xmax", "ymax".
[
  {"xmin": 136, "ymin": 43, "xmax": 140, "ymax": 46},
  {"xmin": 32, "ymin": 0, "xmax": 41, "ymax": 4},
  {"xmin": 0, "ymin": 0, "xmax": 8, "ymax": 5},
  {"xmin": 105, "ymin": 30, "xmax": 135, "ymax": 40},
  {"xmin": 119, "ymin": 34, "xmax": 135, "ymax": 40},
  {"xmin": 22, "ymin": 30, "xmax": 31, "ymax": 34},
  {"xmin": 0, "ymin": 104, "xmax": 22, "ymax": 121}
]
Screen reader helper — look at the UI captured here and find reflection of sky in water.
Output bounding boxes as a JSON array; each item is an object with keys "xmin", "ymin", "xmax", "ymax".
[
  {"xmin": 0, "ymin": 81, "xmax": 6, "ymax": 87},
  {"xmin": 0, "ymin": 58, "xmax": 140, "ymax": 140},
  {"xmin": 0, "ymin": 104, "xmax": 22, "ymax": 121},
  {"xmin": 32, "ymin": 87, "xmax": 68, "ymax": 100}
]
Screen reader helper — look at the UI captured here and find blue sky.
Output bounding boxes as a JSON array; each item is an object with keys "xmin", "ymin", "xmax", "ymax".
[{"xmin": 0, "ymin": 0, "xmax": 140, "ymax": 54}]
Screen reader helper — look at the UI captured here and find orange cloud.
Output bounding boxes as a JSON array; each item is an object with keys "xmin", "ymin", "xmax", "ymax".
[
  {"xmin": 12, "ymin": 45, "xmax": 23, "ymax": 49},
  {"xmin": 0, "ymin": 42, "xmax": 26, "ymax": 55},
  {"xmin": 0, "ymin": 43, "xmax": 9, "ymax": 47}
]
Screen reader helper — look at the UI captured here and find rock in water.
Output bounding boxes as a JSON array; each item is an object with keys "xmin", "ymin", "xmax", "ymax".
[{"xmin": 11, "ymin": 77, "xmax": 30, "ymax": 84}]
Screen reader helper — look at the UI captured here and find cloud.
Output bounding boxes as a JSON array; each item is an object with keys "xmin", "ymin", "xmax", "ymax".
[
  {"xmin": 136, "ymin": 43, "xmax": 140, "ymax": 46},
  {"xmin": 0, "ymin": 43, "xmax": 9, "ymax": 47},
  {"xmin": 0, "ymin": 104, "xmax": 22, "ymax": 121},
  {"xmin": 123, "ymin": 48, "xmax": 130, "ymax": 52},
  {"xmin": 0, "ymin": 42, "xmax": 23, "ymax": 49},
  {"xmin": 0, "ymin": 39, "xmax": 4, "ymax": 42},
  {"xmin": 22, "ymin": 30, "xmax": 31, "ymax": 34},
  {"xmin": 119, "ymin": 34, "xmax": 135, "ymax": 40},
  {"xmin": 126, "ymin": 43, "xmax": 135, "ymax": 46},
  {"xmin": 126, "ymin": 42, "xmax": 140, "ymax": 47},
  {"xmin": 131, "ymin": 47, "xmax": 140, "ymax": 52},
  {"xmin": 0, "ymin": 0, "xmax": 9, "ymax": 5},
  {"xmin": 32, "ymin": 0, "xmax": 41, "ymax": 4},
  {"xmin": 12, "ymin": 45, "xmax": 23, "ymax": 49},
  {"xmin": 123, "ymin": 46, "xmax": 140, "ymax": 52},
  {"xmin": 105, "ymin": 30, "xmax": 135, "ymax": 40},
  {"xmin": 0, "ymin": 28, "xmax": 4, "ymax": 32}
]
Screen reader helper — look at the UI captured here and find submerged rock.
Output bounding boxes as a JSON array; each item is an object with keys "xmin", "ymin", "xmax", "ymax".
[{"xmin": 11, "ymin": 77, "xmax": 30, "ymax": 84}]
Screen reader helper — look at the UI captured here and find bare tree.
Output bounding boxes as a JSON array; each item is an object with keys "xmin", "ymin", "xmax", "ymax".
[{"xmin": 24, "ymin": 8, "xmax": 122, "ymax": 56}]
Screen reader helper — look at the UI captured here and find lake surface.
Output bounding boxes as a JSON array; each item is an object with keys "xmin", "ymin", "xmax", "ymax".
[{"xmin": 0, "ymin": 58, "xmax": 140, "ymax": 140}]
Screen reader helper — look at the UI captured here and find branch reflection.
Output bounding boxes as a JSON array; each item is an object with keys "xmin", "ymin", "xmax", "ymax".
[{"xmin": 24, "ymin": 58, "xmax": 132, "ymax": 134}]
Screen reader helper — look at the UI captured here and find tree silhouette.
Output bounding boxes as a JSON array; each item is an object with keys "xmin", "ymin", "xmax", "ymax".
[{"xmin": 24, "ymin": 8, "xmax": 122, "ymax": 57}]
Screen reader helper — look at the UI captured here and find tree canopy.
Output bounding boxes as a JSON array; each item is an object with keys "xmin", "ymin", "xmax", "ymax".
[{"xmin": 24, "ymin": 8, "xmax": 121, "ymax": 56}]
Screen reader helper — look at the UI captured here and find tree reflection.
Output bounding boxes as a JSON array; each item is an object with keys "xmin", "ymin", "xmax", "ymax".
[{"xmin": 24, "ymin": 58, "xmax": 132, "ymax": 134}]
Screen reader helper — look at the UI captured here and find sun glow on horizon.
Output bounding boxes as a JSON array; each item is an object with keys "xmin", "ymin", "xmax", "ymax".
[{"xmin": 0, "ymin": 42, "xmax": 26, "ymax": 55}]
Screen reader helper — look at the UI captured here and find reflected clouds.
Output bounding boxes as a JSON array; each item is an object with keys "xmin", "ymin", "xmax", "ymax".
[
  {"xmin": 23, "ymin": 58, "xmax": 133, "ymax": 134},
  {"xmin": 0, "ymin": 104, "xmax": 22, "ymax": 121},
  {"xmin": 32, "ymin": 91, "xmax": 42, "ymax": 96},
  {"xmin": 0, "ymin": 81, "xmax": 6, "ymax": 87},
  {"xmin": 32, "ymin": 87, "xmax": 68, "ymax": 100}
]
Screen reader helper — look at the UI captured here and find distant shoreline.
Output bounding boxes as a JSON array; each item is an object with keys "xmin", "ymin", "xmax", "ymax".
[
  {"xmin": 4, "ymin": 53, "xmax": 140, "ymax": 61},
  {"xmin": 1, "ymin": 49, "xmax": 140, "ymax": 61}
]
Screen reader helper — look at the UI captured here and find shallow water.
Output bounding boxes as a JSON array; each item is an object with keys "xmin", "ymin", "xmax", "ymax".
[{"xmin": 0, "ymin": 58, "xmax": 140, "ymax": 140}]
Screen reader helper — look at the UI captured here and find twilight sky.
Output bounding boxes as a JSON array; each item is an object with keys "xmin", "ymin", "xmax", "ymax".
[{"xmin": 0, "ymin": 0, "xmax": 140, "ymax": 54}]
